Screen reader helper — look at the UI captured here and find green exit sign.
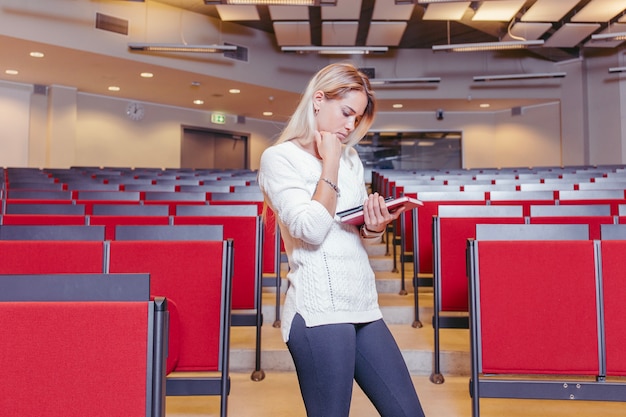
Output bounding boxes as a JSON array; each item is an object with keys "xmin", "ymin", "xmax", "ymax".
[{"xmin": 211, "ymin": 113, "xmax": 226, "ymax": 124}]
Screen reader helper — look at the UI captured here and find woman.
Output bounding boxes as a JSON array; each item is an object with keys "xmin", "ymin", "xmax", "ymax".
[{"xmin": 258, "ymin": 62, "xmax": 426, "ymax": 417}]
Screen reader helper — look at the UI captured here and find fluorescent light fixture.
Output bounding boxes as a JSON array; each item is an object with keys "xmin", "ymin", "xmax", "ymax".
[
  {"xmin": 128, "ymin": 43, "xmax": 237, "ymax": 53},
  {"xmin": 370, "ymin": 77, "xmax": 441, "ymax": 85},
  {"xmin": 591, "ymin": 32, "xmax": 626, "ymax": 42},
  {"xmin": 473, "ymin": 72, "xmax": 566, "ymax": 82},
  {"xmin": 609, "ymin": 67, "xmax": 626, "ymax": 73},
  {"xmin": 395, "ymin": 0, "xmax": 460, "ymax": 3},
  {"xmin": 205, "ymin": 0, "xmax": 336, "ymax": 5},
  {"xmin": 433, "ymin": 39, "xmax": 544, "ymax": 52},
  {"xmin": 281, "ymin": 46, "xmax": 388, "ymax": 54}
]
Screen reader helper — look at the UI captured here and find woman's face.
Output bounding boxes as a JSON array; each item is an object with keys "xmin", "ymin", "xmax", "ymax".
[{"xmin": 315, "ymin": 90, "xmax": 367, "ymax": 144}]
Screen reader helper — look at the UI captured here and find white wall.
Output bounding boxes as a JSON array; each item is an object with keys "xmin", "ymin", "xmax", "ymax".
[
  {"xmin": 0, "ymin": 82, "xmax": 31, "ymax": 167},
  {"xmin": 1, "ymin": 0, "xmax": 626, "ymax": 170}
]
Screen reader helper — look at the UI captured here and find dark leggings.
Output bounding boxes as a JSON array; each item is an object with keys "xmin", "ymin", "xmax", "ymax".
[{"xmin": 286, "ymin": 314, "xmax": 426, "ymax": 417}]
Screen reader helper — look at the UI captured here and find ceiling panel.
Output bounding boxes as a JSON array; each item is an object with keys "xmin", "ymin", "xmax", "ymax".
[
  {"xmin": 215, "ymin": 5, "xmax": 259, "ymax": 21},
  {"xmin": 273, "ymin": 21, "xmax": 311, "ymax": 45},
  {"xmin": 366, "ymin": 22, "xmax": 407, "ymax": 46},
  {"xmin": 322, "ymin": 22, "xmax": 358, "ymax": 45},
  {"xmin": 321, "ymin": 0, "xmax": 362, "ymax": 20},
  {"xmin": 268, "ymin": 5, "xmax": 309, "ymax": 20},
  {"xmin": 502, "ymin": 22, "xmax": 552, "ymax": 41},
  {"xmin": 571, "ymin": 0, "xmax": 626, "ymax": 23},
  {"xmin": 422, "ymin": 2, "xmax": 471, "ymax": 21},
  {"xmin": 585, "ymin": 23, "xmax": 626, "ymax": 48},
  {"xmin": 371, "ymin": 0, "xmax": 414, "ymax": 20},
  {"xmin": 472, "ymin": 0, "xmax": 525, "ymax": 22},
  {"xmin": 521, "ymin": 0, "xmax": 581, "ymax": 23},
  {"xmin": 544, "ymin": 23, "xmax": 600, "ymax": 48}
]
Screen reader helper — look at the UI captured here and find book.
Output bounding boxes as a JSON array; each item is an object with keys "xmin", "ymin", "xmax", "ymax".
[{"xmin": 337, "ymin": 196, "xmax": 423, "ymax": 225}]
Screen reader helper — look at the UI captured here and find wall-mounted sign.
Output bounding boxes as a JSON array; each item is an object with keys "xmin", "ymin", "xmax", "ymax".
[{"xmin": 211, "ymin": 113, "xmax": 226, "ymax": 124}]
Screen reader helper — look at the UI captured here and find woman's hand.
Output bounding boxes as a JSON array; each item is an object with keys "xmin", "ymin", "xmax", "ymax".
[
  {"xmin": 314, "ymin": 130, "xmax": 342, "ymax": 164},
  {"xmin": 362, "ymin": 193, "xmax": 405, "ymax": 233}
]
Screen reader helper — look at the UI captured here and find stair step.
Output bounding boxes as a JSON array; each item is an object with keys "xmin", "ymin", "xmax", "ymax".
[{"xmin": 229, "ymin": 323, "xmax": 470, "ymax": 377}]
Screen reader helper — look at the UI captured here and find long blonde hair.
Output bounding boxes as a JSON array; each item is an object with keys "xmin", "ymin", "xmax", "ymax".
[{"xmin": 275, "ymin": 62, "xmax": 376, "ymax": 149}]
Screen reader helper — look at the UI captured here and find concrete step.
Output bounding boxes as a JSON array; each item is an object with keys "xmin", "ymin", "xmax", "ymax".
[{"xmin": 229, "ymin": 321, "xmax": 470, "ymax": 377}]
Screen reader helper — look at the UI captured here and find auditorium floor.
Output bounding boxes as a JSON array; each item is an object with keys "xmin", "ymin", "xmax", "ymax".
[{"xmin": 165, "ymin": 371, "xmax": 626, "ymax": 417}]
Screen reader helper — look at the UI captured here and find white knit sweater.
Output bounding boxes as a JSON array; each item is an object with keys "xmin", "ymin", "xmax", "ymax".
[{"xmin": 258, "ymin": 141, "xmax": 383, "ymax": 342}]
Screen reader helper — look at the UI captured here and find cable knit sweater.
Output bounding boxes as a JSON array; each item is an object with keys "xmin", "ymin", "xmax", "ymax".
[{"xmin": 258, "ymin": 140, "xmax": 383, "ymax": 342}]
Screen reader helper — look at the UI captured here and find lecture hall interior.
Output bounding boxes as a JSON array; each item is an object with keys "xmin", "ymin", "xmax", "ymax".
[{"xmin": 3, "ymin": 1, "xmax": 626, "ymax": 416}]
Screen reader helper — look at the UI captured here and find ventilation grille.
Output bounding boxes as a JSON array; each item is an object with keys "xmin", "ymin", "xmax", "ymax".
[
  {"xmin": 359, "ymin": 68, "xmax": 376, "ymax": 79},
  {"xmin": 95, "ymin": 13, "xmax": 129, "ymax": 35},
  {"xmin": 511, "ymin": 106, "xmax": 523, "ymax": 116},
  {"xmin": 224, "ymin": 43, "xmax": 248, "ymax": 62},
  {"xmin": 33, "ymin": 84, "xmax": 48, "ymax": 96}
]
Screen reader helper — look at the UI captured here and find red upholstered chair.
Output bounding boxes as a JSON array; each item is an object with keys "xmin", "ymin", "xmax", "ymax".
[
  {"xmin": 88, "ymin": 215, "xmax": 171, "ymax": 240},
  {"xmin": 600, "ymin": 240, "xmax": 626, "ymax": 376},
  {"xmin": 0, "ymin": 240, "xmax": 105, "ymax": 274},
  {"xmin": 467, "ymin": 239, "xmax": 609, "ymax": 415},
  {"xmin": 430, "ymin": 205, "xmax": 526, "ymax": 384},
  {"xmin": 173, "ymin": 204, "xmax": 266, "ymax": 381},
  {"xmin": 108, "ymin": 239, "xmax": 234, "ymax": 417},
  {"xmin": 0, "ymin": 214, "xmax": 87, "ymax": 225},
  {"xmin": 0, "ymin": 273, "xmax": 167, "ymax": 417}
]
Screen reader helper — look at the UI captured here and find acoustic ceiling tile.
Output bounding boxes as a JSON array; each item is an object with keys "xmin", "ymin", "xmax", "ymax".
[
  {"xmin": 544, "ymin": 23, "xmax": 600, "ymax": 48},
  {"xmin": 520, "ymin": 0, "xmax": 580, "ymax": 23},
  {"xmin": 273, "ymin": 21, "xmax": 311, "ymax": 46},
  {"xmin": 371, "ymin": 0, "xmax": 415, "ymax": 20},
  {"xmin": 322, "ymin": 21, "xmax": 358, "ymax": 45},
  {"xmin": 268, "ymin": 5, "xmax": 309, "ymax": 20},
  {"xmin": 472, "ymin": 0, "xmax": 525, "ymax": 22},
  {"xmin": 422, "ymin": 2, "xmax": 471, "ymax": 21},
  {"xmin": 321, "ymin": 0, "xmax": 362, "ymax": 20},
  {"xmin": 366, "ymin": 22, "xmax": 407, "ymax": 46},
  {"xmin": 215, "ymin": 5, "xmax": 260, "ymax": 21}
]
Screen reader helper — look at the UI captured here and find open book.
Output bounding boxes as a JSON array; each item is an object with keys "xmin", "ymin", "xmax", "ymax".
[{"xmin": 337, "ymin": 196, "xmax": 423, "ymax": 225}]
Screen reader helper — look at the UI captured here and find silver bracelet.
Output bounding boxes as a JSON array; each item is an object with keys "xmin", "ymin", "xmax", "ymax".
[
  {"xmin": 361, "ymin": 225, "xmax": 384, "ymax": 239},
  {"xmin": 320, "ymin": 178, "xmax": 340, "ymax": 196}
]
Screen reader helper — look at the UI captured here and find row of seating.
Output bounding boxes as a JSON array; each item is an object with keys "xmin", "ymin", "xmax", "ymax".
[
  {"xmin": 0, "ymin": 233, "xmax": 235, "ymax": 416},
  {"xmin": 468, "ymin": 234, "xmax": 626, "ymax": 416},
  {"xmin": 0, "ymin": 273, "xmax": 168, "ymax": 417}
]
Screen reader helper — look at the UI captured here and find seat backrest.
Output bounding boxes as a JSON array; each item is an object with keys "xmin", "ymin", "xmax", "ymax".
[
  {"xmin": 114, "ymin": 225, "xmax": 223, "ymax": 241},
  {"xmin": 529, "ymin": 204, "xmax": 615, "ymax": 239},
  {"xmin": 107, "ymin": 240, "xmax": 232, "ymax": 373},
  {"xmin": 92, "ymin": 203, "xmax": 170, "ymax": 216},
  {"xmin": 0, "ymin": 214, "xmax": 87, "ymax": 225},
  {"xmin": 176, "ymin": 204, "xmax": 258, "ymax": 217},
  {"xmin": 0, "ymin": 273, "xmax": 166, "ymax": 417},
  {"xmin": 406, "ymin": 191, "xmax": 488, "ymax": 274},
  {"xmin": 173, "ymin": 214, "xmax": 263, "ymax": 310},
  {"xmin": 0, "ymin": 225, "xmax": 105, "ymax": 241},
  {"xmin": 88, "ymin": 216, "xmax": 171, "ymax": 240},
  {"xmin": 434, "ymin": 205, "xmax": 524, "ymax": 312},
  {"xmin": 600, "ymin": 223, "xmax": 626, "ymax": 240},
  {"xmin": 0, "ymin": 272, "xmax": 150, "ymax": 301},
  {"xmin": 476, "ymin": 223, "xmax": 589, "ymax": 241},
  {"xmin": 599, "ymin": 240, "xmax": 626, "ymax": 376},
  {"xmin": 470, "ymin": 240, "xmax": 599, "ymax": 376},
  {"xmin": 5, "ymin": 203, "xmax": 85, "ymax": 215},
  {"xmin": 0, "ymin": 240, "xmax": 105, "ymax": 274}
]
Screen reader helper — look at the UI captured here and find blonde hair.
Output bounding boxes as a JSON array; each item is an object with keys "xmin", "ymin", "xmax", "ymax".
[{"xmin": 275, "ymin": 62, "xmax": 376, "ymax": 149}]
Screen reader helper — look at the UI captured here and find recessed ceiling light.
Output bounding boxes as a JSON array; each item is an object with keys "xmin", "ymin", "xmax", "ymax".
[
  {"xmin": 5, "ymin": 69, "xmax": 18, "ymax": 75},
  {"xmin": 193, "ymin": 99, "xmax": 204, "ymax": 105},
  {"xmin": 29, "ymin": 51, "xmax": 44, "ymax": 58},
  {"xmin": 229, "ymin": 89, "xmax": 241, "ymax": 94},
  {"xmin": 480, "ymin": 103, "xmax": 490, "ymax": 108},
  {"xmin": 392, "ymin": 103, "xmax": 404, "ymax": 109},
  {"xmin": 263, "ymin": 111, "xmax": 273, "ymax": 116},
  {"xmin": 140, "ymin": 72, "xmax": 154, "ymax": 78},
  {"xmin": 108, "ymin": 86, "xmax": 121, "ymax": 92}
]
